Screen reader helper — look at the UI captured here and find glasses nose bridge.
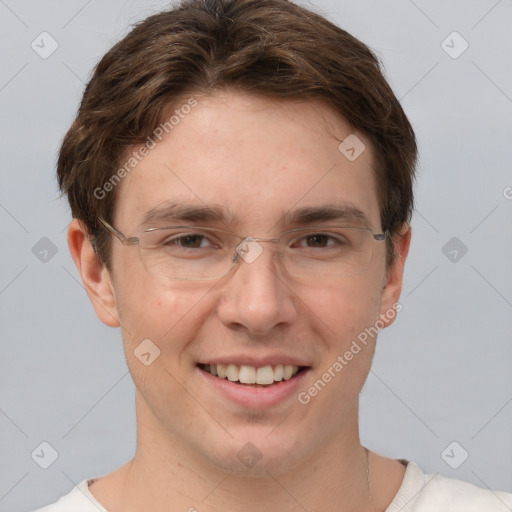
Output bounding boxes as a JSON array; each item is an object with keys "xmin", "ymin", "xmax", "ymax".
[
  {"xmin": 230, "ymin": 235, "xmax": 282, "ymax": 266},
  {"xmin": 251, "ymin": 235, "xmax": 280, "ymax": 244}
]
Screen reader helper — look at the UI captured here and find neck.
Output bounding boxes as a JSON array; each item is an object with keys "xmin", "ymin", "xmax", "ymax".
[{"xmin": 101, "ymin": 395, "xmax": 376, "ymax": 512}]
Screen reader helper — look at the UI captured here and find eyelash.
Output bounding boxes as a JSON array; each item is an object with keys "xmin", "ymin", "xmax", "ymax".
[{"xmin": 162, "ymin": 232, "xmax": 347, "ymax": 250}]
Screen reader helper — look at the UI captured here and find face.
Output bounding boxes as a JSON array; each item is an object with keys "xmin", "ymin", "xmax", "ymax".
[{"xmin": 88, "ymin": 90, "xmax": 408, "ymax": 476}]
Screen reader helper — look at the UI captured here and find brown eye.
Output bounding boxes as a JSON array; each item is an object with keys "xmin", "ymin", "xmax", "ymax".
[
  {"xmin": 174, "ymin": 234, "xmax": 207, "ymax": 248},
  {"xmin": 304, "ymin": 234, "xmax": 331, "ymax": 247},
  {"xmin": 293, "ymin": 232, "xmax": 348, "ymax": 249}
]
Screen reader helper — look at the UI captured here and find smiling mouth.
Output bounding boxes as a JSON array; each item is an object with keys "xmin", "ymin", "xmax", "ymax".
[{"xmin": 197, "ymin": 363, "xmax": 309, "ymax": 387}]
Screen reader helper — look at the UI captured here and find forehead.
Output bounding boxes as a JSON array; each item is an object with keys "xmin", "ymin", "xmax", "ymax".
[{"xmin": 114, "ymin": 91, "xmax": 381, "ymax": 232}]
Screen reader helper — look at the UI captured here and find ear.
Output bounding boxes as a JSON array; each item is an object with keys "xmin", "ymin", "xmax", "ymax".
[
  {"xmin": 378, "ymin": 223, "xmax": 411, "ymax": 328},
  {"xmin": 67, "ymin": 219, "xmax": 120, "ymax": 327}
]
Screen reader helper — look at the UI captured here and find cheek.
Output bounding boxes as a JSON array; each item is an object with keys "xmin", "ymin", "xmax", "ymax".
[
  {"xmin": 306, "ymin": 274, "xmax": 383, "ymax": 346},
  {"xmin": 302, "ymin": 281, "xmax": 383, "ymax": 399},
  {"xmin": 112, "ymin": 261, "xmax": 208, "ymax": 359}
]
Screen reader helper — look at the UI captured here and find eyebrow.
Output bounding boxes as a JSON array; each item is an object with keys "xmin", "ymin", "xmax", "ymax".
[
  {"xmin": 284, "ymin": 205, "xmax": 370, "ymax": 227},
  {"xmin": 139, "ymin": 202, "xmax": 228, "ymax": 228},
  {"xmin": 138, "ymin": 202, "xmax": 370, "ymax": 230}
]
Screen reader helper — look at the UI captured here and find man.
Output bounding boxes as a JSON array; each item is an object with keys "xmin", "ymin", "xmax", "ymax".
[{"xmin": 34, "ymin": 0, "xmax": 512, "ymax": 510}]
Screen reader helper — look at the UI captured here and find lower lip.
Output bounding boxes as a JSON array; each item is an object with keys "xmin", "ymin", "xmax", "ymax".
[{"xmin": 196, "ymin": 366, "xmax": 311, "ymax": 409}]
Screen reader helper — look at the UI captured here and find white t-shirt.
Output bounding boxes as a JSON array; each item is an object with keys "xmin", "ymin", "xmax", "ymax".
[{"xmin": 32, "ymin": 460, "xmax": 512, "ymax": 511}]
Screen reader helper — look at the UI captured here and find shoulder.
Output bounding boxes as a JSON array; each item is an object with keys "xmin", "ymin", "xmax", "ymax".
[
  {"xmin": 31, "ymin": 478, "xmax": 108, "ymax": 512},
  {"xmin": 389, "ymin": 461, "xmax": 512, "ymax": 512}
]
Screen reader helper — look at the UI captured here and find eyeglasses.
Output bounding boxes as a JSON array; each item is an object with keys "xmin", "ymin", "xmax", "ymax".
[{"xmin": 99, "ymin": 217, "xmax": 390, "ymax": 281}]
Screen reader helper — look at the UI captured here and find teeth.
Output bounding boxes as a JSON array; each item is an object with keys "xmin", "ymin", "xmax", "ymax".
[
  {"xmin": 204, "ymin": 363, "xmax": 301, "ymax": 384},
  {"xmin": 239, "ymin": 365, "xmax": 256, "ymax": 384},
  {"xmin": 217, "ymin": 363, "xmax": 226, "ymax": 379},
  {"xmin": 256, "ymin": 365, "xmax": 275, "ymax": 385},
  {"xmin": 226, "ymin": 363, "xmax": 238, "ymax": 382},
  {"xmin": 283, "ymin": 365, "xmax": 294, "ymax": 380}
]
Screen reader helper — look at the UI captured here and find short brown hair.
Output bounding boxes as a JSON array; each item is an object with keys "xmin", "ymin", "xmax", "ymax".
[{"xmin": 57, "ymin": 0, "xmax": 417, "ymax": 268}]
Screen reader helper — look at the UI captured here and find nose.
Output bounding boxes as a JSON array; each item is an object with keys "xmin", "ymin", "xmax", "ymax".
[{"xmin": 217, "ymin": 239, "xmax": 298, "ymax": 336}]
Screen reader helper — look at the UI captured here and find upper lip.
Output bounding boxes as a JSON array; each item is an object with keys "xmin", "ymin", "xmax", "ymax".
[{"xmin": 197, "ymin": 355, "xmax": 311, "ymax": 368}]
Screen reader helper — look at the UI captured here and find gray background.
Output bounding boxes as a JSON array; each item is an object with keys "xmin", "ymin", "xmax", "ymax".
[{"xmin": 0, "ymin": 0, "xmax": 511, "ymax": 510}]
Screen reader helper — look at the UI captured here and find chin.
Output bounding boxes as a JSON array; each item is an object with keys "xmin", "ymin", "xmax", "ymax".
[{"xmin": 203, "ymin": 426, "xmax": 311, "ymax": 478}]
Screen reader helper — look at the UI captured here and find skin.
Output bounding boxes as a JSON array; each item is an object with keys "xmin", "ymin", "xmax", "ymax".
[{"xmin": 68, "ymin": 90, "xmax": 411, "ymax": 512}]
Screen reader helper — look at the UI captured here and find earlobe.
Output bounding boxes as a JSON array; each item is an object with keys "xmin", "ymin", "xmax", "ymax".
[
  {"xmin": 378, "ymin": 223, "xmax": 411, "ymax": 328},
  {"xmin": 67, "ymin": 219, "xmax": 120, "ymax": 327}
]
